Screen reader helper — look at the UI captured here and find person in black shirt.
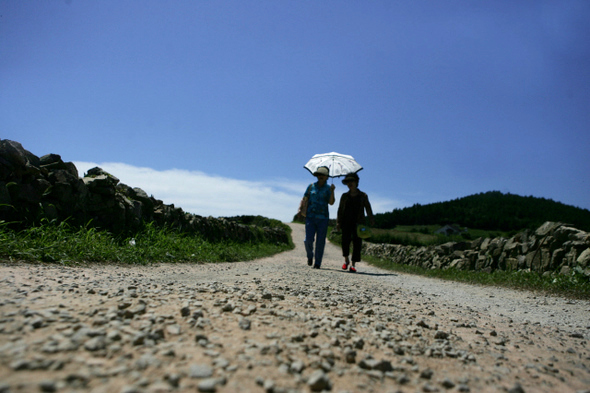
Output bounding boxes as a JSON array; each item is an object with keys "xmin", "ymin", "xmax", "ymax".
[{"xmin": 336, "ymin": 173, "xmax": 374, "ymax": 273}]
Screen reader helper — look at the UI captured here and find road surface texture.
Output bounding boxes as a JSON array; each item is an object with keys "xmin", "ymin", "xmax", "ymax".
[{"xmin": 1, "ymin": 223, "xmax": 589, "ymax": 393}]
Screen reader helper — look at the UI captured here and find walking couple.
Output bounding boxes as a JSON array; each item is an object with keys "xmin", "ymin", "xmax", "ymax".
[{"xmin": 298, "ymin": 166, "xmax": 374, "ymax": 272}]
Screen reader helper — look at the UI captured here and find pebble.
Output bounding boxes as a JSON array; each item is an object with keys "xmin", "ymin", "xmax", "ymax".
[
  {"xmin": 39, "ymin": 380, "xmax": 57, "ymax": 392},
  {"xmin": 197, "ymin": 378, "xmax": 219, "ymax": 392},
  {"xmin": 188, "ymin": 364, "xmax": 214, "ymax": 379},
  {"xmin": 238, "ymin": 317, "xmax": 252, "ymax": 330},
  {"xmin": 307, "ymin": 370, "xmax": 331, "ymax": 392}
]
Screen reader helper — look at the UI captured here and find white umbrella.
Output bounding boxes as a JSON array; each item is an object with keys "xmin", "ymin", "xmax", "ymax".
[{"xmin": 304, "ymin": 152, "xmax": 363, "ymax": 178}]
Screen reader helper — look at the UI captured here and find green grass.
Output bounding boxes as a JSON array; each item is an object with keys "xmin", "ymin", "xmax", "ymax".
[
  {"xmin": 366, "ymin": 225, "xmax": 513, "ymax": 246},
  {"xmin": 365, "ymin": 255, "xmax": 590, "ymax": 299},
  {"xmin": 329, "ymin": 228, "xmax": 590, "ymax": 299},
  {"xmin": 0, "ymin": 220, "xmax": 294, "ymax": 265}
]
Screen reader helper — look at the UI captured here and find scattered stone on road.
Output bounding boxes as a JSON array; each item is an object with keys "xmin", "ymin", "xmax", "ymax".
[{"xmin": 1, "ymin": 223, "xmax": 589, "ymax": 392}]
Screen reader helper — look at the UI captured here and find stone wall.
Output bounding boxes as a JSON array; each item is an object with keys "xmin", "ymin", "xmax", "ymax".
[
  {"xmin": 0, "ymin": 139, "xmax": 288, "ymax": 245},
  {"xmin": 363, "ymin": 221, "xmax": 590, "ymax": 277}
]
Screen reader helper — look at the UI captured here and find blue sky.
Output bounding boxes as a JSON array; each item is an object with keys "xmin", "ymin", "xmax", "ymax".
[{"xmin": 2, "ymin": 1, "xmax": 589, "ymax": 222}]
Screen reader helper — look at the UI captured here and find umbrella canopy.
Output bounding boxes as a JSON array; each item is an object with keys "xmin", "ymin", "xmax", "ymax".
[{"xmin": 304, "ymin": 152, "xmax": 363, "ymax": 178}]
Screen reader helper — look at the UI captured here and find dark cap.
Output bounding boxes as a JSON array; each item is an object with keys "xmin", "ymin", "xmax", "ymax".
[{"xmin": 342, "ymin": 173, "xmax": 359, "ymax": 184}]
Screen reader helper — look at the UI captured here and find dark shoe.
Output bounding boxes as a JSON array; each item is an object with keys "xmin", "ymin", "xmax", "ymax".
[
  {"xmin": 307, "ymin": 259, "xmax": 313, "ymax": 266},
  {"xmin": 349, "ymin": 266, "xmax": 357, "ymax": 273},
  {"xmin": 313, "ymin": 265, "xmax": 320, "ymax": 269}
]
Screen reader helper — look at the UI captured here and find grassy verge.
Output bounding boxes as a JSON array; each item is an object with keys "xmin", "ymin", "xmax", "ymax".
[
  {"xmin": 0, "ymin": 220, "xmax": 294, "ymax": 265},
  {"xmin": 330, "ymin": 229, "xmax": 590, "ymax": 299},
  {"xmin": 365, "ymin": 255, "xmax": 590, "ymax": 299}
]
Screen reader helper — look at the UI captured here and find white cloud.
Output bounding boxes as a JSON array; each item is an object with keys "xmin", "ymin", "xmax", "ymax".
[
  {"xmin": 74, "ymin": 162, "xmax": 305, "ymax": 222},
  {"xmin": 367, "ymin": 195, "xmax": 404, "ymax": 215},
  {"xmin": 73, "ymin": 162, "xmax": 401, "ymax": 222}
]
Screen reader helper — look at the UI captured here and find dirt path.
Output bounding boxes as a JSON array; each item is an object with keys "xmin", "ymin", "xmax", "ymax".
[{"xmin": 1, "ymin": 223, "xmax": 589, "ymax": 393}]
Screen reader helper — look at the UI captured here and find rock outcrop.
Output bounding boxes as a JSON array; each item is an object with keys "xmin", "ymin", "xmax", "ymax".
[
  {"xmin": 0, "ymin": 139, "xmax": 288, "ymax": 244},
  {"xmin": 363, "ymin": 221, "xmax": 590, "ymax": 277}
]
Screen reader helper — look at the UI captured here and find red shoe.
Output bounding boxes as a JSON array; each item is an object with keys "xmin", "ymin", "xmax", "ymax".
[
  {"xmin": 349, "ymin": 266, "xmax": 357, "ymax": 273},
  {"xmin": 342, "ymin": 263, "xmax": 349, "ymax": 270}
]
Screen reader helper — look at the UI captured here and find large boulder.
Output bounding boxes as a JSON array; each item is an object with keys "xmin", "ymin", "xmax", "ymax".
[
  {"xmin": 0, "ymin": 140, "xmax": 41, "ymax": 179},
  {"xmin": 577, "ymin": 248, "xmax": 590, "ymax": 269}
]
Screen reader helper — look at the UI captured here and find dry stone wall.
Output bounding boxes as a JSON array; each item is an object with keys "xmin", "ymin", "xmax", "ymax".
[
  {"xmin": 0, "ymin": 139, "xmax": 288, "ymax": 244},
  {"xmin": 363, "ymin": 221, "xmax": 590, "ymax": 277}
]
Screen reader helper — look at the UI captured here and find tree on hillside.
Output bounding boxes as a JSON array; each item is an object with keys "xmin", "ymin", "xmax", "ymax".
[{"xmin": 374, "ymin": 191, "xmax": 590, "ymax": 232}]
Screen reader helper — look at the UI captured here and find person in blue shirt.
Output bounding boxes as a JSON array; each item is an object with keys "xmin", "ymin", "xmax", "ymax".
[{"xmin": 301, "ymin": 166, "xmax": 335, "ymax": 269}]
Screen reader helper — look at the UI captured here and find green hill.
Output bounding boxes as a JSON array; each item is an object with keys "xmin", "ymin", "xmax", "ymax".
[{"xmin": 374, "ymin": 191, "xmax": 590, "ymax": 232}]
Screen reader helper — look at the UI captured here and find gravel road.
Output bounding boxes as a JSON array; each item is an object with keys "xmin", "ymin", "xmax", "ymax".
[{"xmin": 1, "ymin": 223, "xmax": 589, "ymax": 393}]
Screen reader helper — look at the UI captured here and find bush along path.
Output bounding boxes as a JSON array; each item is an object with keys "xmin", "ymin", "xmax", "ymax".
[{"xmin": 1, "ymin": 224, "xmax": 589, "ymax": 393}]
